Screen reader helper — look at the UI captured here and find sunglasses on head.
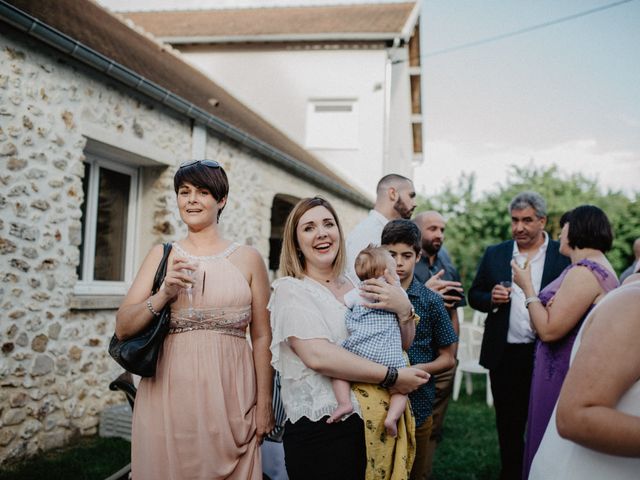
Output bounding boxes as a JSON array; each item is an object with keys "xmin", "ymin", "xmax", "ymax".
[{"xmin": 179, "ymin": 159, "xmax": 221, "ymax": 169}]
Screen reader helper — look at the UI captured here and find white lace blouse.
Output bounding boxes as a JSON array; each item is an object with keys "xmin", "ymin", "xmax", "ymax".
[{"xmin": 269, "ymin": 276, "xmax": 362, "ymax": 424}]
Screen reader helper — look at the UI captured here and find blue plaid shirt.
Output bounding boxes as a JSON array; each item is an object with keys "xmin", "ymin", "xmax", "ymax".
[
  {"xmin": 342, "ymin": 305, "xmax": 408, "ymax": 368},
  {"xmin": 406, "ymin": 277, "xmax": 458, "ymax": 426}
]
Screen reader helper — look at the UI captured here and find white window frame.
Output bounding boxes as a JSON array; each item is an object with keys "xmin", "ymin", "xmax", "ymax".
[
  {"xmin": 74, "ymin": 153, "xmax": 139, "ymax": 296},
  {"xmin": 305, "ymin": 98, "xmax": 359, "ymax": 150}
]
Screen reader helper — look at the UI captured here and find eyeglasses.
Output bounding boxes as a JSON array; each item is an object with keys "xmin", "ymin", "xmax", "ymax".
[{"xmin": 178, "ymin": 160, "xmax": 221, "ymax": 169}]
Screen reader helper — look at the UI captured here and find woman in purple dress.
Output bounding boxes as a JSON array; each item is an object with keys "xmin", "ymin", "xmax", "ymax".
[{"xmin": 512, "ymin": 205, "xmax": 619, "ymax": 479}]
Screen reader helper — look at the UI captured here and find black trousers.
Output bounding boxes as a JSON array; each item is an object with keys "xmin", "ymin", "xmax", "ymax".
[
  {"xmin": 283, "ymin": 414, "xmax": 366, "ymax": 480},
  {"xmin": 489, "ymin": 342, "xmax": 535, "ymax": 480}
]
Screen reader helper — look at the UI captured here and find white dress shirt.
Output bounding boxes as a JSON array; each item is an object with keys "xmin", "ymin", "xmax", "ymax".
[
  {"xmin": 507, "ymin": 232, "xmax": 549, "ymax": 343},
  {"xmin": 345, "ymin": 209, "xmax": 389, "ymax": 283}
]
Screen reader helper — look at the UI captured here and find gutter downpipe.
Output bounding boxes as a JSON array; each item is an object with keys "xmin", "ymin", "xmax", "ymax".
[
  {"xmin": 0, "ymin": 1, "xmax": 371, "ymax": 208},
  {"xmin": 383, "ymin": 36, "xmax": 401, "ymax": 175}
]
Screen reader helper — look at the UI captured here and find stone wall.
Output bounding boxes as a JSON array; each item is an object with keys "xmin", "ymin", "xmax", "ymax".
[
  {"xmin": 0, "ymin": 28, "xmax": 367, "ymax": 464},
  {"xmin": 0, "ymin": 29, "xmax": 190, "ymax": 463}
]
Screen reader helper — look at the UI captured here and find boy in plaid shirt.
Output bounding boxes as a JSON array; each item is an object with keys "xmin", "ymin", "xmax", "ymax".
[
  {"xmin": 381, "ymin": 220, "xmax": 457, "ymax": 480},
  {"xmin": 327, "ymin": 245, "xmax": 409, "ymax": 437}
]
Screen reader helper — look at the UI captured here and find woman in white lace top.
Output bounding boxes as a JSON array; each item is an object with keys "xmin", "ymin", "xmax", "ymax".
[{"xmin": 269, "ymin": 197, "xmax": 428, "ymax": 480}]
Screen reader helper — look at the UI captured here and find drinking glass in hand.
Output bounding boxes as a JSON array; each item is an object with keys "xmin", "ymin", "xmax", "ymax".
[
  {"xmin": 500, "ymin": 280, "xmax": 512, "ymax": 299},
  {"xmin": 184, "ymin": 263, "xmax": 199, "ymax": 318},
  {"xmin": 492, "ymin": 281, "xmax": 513, "ymax": 313},
  {"xmin": 514, "ymin": 253, "xmax": 528, "ymax": 269}
]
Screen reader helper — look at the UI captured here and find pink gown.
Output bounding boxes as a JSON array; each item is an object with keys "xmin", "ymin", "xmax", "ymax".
[{"xmin": 132, "ymin": 242, "xmax": 261, "ymax": 480}]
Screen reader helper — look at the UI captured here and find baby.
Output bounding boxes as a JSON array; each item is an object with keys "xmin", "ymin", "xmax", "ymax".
[{"xmin": 327, "ymin": 245, "xmax": 409, "ymax": 437}]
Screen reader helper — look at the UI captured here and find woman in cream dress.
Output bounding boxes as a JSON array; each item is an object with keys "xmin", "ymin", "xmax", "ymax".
[{"xmin": 269, "ymin": 197, "xmax": 428, "ymax": 480}]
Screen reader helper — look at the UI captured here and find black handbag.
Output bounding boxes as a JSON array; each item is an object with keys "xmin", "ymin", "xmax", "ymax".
[{"xmin": 109, "ymin": 243, "xmax": 172, "ymax": 377}]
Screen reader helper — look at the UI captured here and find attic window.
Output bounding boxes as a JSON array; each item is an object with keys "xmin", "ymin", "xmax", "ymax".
[
  {"xmin": 305, "ymin": 99, "xmax": 359, "ymax": 150},
  {"xmin": 314, "ymin": 104, "xmax": 352, "ymax": 113}
]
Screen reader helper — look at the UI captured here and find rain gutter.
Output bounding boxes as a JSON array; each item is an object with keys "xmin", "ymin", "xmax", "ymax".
[
  {"xmin": 162, "ymin": 33, "xmax": 402, "ymax": 45},
  {"xmin": 0, "ymin": 1, "xmax": 372, "ymax": 208}
]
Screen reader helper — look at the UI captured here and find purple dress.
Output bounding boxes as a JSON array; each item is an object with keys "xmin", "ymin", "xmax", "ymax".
[{"xmin": 522, "ymin": 259, "xmax": 618, "ymax": 479}]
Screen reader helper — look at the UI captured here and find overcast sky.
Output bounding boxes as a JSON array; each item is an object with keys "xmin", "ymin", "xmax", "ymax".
[
  {"xmin": 97, "ymin": 0, "xmax": 640, "ymax": 197},
  {"xmin": 416, "ymin": 0, "xmax": 639, "ymax": 198}
]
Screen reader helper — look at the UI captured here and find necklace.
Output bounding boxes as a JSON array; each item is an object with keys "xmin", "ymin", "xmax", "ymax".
[{"xmin": 310, "ymin": 274, "xmax": 346, "ymax": 287}]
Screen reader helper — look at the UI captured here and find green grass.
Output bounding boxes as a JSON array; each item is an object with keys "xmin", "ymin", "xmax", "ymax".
[
  {"xmin": 432, "ymin": 377, "xmax": 500, "ymax": 480},
  {"xmin": 0, "ymin": 436, "xmax": 131, "ymax": 480},
  {"xmin": 0, "ymin": 378, "xmax": 499, "ymax": 480}
]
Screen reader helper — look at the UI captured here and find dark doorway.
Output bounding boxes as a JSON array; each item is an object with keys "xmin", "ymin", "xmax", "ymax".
[{"xmin": 269, "ymin": 194, "xmax": 299, "ymax": 279}]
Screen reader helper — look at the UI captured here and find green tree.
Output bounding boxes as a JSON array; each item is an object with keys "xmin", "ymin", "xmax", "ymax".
[{"xmin": 417, "ymin": 164, "xmax": 640, "ymax": 291}]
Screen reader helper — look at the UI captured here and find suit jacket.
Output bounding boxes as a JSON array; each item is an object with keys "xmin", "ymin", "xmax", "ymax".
[
  {"xmin": 468, "ymin": 238, "xmax": 570, "ymax": 370},
  {"xmin": 620, "ymin": 260, "xmax": 639, "ymax": 283}
]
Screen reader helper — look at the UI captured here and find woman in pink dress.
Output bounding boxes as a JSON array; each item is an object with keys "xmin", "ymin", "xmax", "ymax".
[{"xmin": 116, "ymin": 160, "xmax": 273, "ymax": 479}]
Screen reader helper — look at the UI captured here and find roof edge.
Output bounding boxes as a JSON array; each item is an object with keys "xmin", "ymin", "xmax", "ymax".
[
  {"xmin": 0, "ymin": 1, "xmax": 372, "ymax": 208},
  {"xmin": 400, "ymin": 1, "xmax": 421, "ymax": 41},
  {"xmin": 163, "ymin": 32, "xmax": 399, "ymax": 45}
]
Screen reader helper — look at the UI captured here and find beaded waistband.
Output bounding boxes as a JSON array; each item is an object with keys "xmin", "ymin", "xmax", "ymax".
[{"xmin": 169, "ymin": 305, "xmax": 250, "ymax": 338}]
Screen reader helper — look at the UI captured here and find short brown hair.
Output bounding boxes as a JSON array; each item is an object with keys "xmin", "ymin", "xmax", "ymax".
[
  {"xmin": 376, "ymin": 174, "xmax": 412, "ymax": 196},
  {"xmin": 354, "ymin": 245, "xmax": 391, "ymax": 281},
  {"xmin": 279, "ymin": 197, "xmax": 346, "ymax": 278},
  {"xmin": 174, "ymin": 160, "xmax": 229, "ymax": 221}
]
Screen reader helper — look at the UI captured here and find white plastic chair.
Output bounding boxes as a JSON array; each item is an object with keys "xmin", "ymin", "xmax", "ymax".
[
  {"xmin": 456, "ymin": 306, "xmax": 465, "ymax": 324},
  {"xmin": 453, "ymin": 323, "xmax": 493, "ymax": 407},
  {"xmin": 471, "ymin": 309, "xmax": 487, "ymax": 326}
]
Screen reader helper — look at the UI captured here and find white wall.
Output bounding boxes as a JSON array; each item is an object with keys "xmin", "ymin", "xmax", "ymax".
[
  {"xmin": 387, "ymin": 48, "xmax": 415, "ymax": 176},
  {"xmin": 181, "ymin": 46, "xmax": 402, "ymax": 195}
]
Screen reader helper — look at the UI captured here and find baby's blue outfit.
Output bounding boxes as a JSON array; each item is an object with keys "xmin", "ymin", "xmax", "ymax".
[{"xmin": 341, "ymin": 286, "xmax": 408, "ymax": 369}]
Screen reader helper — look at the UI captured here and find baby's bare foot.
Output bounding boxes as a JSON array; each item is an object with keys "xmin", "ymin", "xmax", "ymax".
[{"xmin": 326, "ymin": 404, "xmax": 353, "ymax": 423}]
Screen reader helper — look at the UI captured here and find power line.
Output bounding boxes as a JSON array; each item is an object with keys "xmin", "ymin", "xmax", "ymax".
[{"xmin": 410, "ymin": 0, "xmax": 636, "ymax": 61}]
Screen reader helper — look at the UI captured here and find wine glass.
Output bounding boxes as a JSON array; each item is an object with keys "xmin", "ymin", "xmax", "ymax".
[
  {"xmin": 514, "ymin": 253, "xmax": 528, "ymax": 269},
  {"xmin": 492, "ymin": 280, "xmax": 513, "ymax": 313},
  {"xmin": 184, "ymin": 262, "xmax": 199, "ymax": 318}
]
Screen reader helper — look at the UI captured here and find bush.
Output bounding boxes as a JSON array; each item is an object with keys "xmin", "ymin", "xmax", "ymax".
[{"xmin": 417, "ymin": 164, "xmax": 640, "ymax": 291}]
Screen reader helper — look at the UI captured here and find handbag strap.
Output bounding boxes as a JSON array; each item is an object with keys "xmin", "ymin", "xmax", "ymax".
[{"xmin": 151, "ymin": 243, "xmax": 172, "ymax": 295}]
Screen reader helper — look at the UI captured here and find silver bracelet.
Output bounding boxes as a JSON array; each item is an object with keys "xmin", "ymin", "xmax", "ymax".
[
  {"xmin": 524, "ymin": 296, "xmax": 541, "ymax": 308},
  {"xmin": 146, "ymin": 298, "xmax": 161, "ymax": 316}
]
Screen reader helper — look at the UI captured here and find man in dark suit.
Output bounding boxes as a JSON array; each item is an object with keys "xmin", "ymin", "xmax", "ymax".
[{"xmin": 469, "ymin": 192, "xmax": 570, "ymax": 480}]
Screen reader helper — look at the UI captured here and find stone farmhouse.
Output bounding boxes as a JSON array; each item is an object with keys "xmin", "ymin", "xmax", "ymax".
[
  {"xmin": 123, "ymin": 1, "xmax": 424, "ymax": 194},
  {"xmin": 0, "ymin": 0, "xmax": 372, "ymax": 463}
]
